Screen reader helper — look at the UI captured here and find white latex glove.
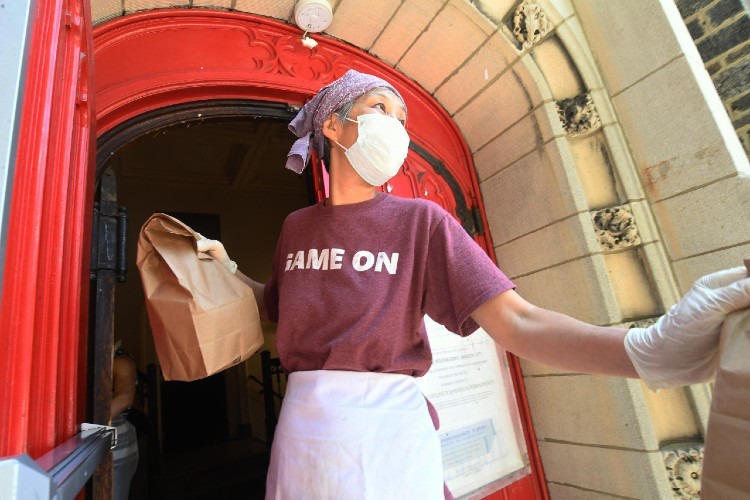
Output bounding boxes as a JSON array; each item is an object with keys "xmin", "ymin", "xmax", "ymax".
[
  {"xmin": 195, "ymin": 236, "xmax": 238, "ymax": 275},
  {"xmin": 625, "ymin": 265, "xmax": 750, "ymax": 390}
]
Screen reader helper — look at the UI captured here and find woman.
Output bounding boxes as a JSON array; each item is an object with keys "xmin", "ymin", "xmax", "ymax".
[
  {"xmin": 111, "ymin": 341, "xmax": 139, "ymax": 500},
  {"xmin": 198, "ymin": 70, "xmax": 750, "ymax": 499}
]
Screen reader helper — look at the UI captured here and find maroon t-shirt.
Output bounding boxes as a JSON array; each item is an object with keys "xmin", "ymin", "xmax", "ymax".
[{"xmin": 264, "ymin": 193, "xmax": 514, "ymax": 376}]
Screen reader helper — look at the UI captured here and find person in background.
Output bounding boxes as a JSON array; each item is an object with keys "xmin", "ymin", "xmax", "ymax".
[
  {"xmin": 197, "ymin": 69, "xmax": 750, "ymax": 499},
  {"xmin": 111, "ymin": 341, "xmax": 139, "ymax": 500}
]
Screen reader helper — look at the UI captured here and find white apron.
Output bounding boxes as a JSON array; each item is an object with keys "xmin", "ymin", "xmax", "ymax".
[{"xmin": 266, "ymin": 370, "xmax": 444, "ymax": 500}]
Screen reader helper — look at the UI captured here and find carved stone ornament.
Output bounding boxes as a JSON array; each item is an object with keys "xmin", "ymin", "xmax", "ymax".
[
  {"xmin": 627, "ymin": 317, "xmax": 658, "ymax": 329},
  {"xmin": 557, "ymin": 93, "xmax": 601, "ymax": 136},
  {"xmin": 512, "ymin": 1, "xmax": 552, "ymax": 48},
  {"xmin": 592, "ymin": 205, "xmax": 641, "ymax": 251},
  {"xmin": 662, "ymin": 443, "xmax": 704, "ymax": 499}
]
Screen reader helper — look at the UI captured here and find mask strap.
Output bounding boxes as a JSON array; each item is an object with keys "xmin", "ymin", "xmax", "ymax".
[{"xmin": 333, "ymin": 140, "xmax": 348, "ymax": 152}]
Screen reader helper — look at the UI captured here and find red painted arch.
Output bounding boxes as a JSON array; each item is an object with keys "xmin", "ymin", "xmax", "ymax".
[
  {"xmin": 93, "ymin": 10, "xmax": 476, "ymax": 204},
  {"xmin": 92, "ymin": 9, "xmax": 546, "ymax": 499}
]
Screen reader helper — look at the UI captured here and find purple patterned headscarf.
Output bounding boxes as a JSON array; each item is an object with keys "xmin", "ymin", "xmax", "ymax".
[{"xmin": 285, "ymin": 69, "xmax": 407, "ymax": 174}]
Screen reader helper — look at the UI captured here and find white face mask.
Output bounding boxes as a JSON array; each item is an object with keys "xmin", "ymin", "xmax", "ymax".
[{"xmin": 334, "ymin": 113, "xmax": 410, "ymax": 186}]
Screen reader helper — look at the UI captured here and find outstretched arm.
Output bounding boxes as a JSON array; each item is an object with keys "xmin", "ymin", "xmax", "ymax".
[
  {"xmin": 235, "ymin": 270, "xmax": 269, "ymax": 323},
  {"xmin": 471, "ymin": 265, "xmax": 750, "ymax": 388},
  {"xmin": 471, "ymin": 290, "xmax": 636, "ymax": 377}
]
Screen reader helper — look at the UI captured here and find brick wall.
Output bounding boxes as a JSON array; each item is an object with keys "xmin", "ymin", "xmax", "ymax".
[{"xmin": 676, "ymin": 0, "xmax": 750, "ymax": 157}]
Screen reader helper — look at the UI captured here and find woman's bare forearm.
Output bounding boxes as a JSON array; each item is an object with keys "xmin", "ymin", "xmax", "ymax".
[
  {"xmin": 236, "ymin": 270, "xmax": 270, "ymax": 323},
  {"xmin": 472, "ymin": 291, "xmax": 637, "ymax": 378}
]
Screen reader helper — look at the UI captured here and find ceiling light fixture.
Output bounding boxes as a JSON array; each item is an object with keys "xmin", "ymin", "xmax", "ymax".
[{"xmin": 293, "ymin": 0, "xmax": 333, "ymax": 49}]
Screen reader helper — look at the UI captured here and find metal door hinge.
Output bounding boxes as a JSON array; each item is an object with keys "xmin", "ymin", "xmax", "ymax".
[{"xmin": 90, "ymin": 203, "xmax": 128, "ymax": 282}]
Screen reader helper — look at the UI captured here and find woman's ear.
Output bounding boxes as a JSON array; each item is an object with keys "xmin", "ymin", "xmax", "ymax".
[{"xmin": 321, "ymin": 114, "xmax": 340, "ymax": 141}]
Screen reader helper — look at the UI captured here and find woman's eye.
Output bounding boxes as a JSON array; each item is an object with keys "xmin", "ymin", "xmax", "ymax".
[{"xmin": 374, "ymin": 103, "xmax": 386, "ymax": 112}]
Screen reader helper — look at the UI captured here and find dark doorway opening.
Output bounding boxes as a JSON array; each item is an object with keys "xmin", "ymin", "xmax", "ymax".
[{"xmin": 92, "ymin": 100, "xmax": 311, "ymax": 499}]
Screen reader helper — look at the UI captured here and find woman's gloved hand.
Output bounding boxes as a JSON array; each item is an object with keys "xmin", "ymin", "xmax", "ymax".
[
  {"xmin": 625, "ymin": 265, "xmax": 750, "ymax": 390},
  {"xmin": 196, "ymin": 236, "xmax": 238, "ymax": 275}
]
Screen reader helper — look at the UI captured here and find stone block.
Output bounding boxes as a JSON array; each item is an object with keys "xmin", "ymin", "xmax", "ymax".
[
  {"xmin": 626, "ymin": 199, "xmax": 666, "ymax": 246},
  {"xmin": 511, "ymin": 255, "xmax": 619, "ymax": 325},
  {"xmin": 472, "ymin": 103, "xmax": 560, "ymax": 182},
  {"xmin": 525, "ymin": 375, "xmax": 656, "ymax": 448},
  {"xmin": 707, "ymin": 60, "xmax": 724, "ymax": 75},
  {"xmin": 232, "ymin": 0, "xmax": 307, "ymax": 20},
  {"xmin": 731, "ymin": 92, "xmax": 750, "ymax": 112},
  {"xmin": 467, "ymin": 0, "xmax": 517, "ymax": 25},
  {"xmin": 568, "ymin": 132, "xmax": 619, "ymax": 209},
  {"xmin": 530, "ymin": 35, "xmax": 585, "ymax": 100},
  {"xmin": 726, "ymin": 40, "xmax": 750, "ymax": 63},
  {"xmin": 538, "ymin": 0, "xmax": 575, "ymax": 27},
  {"xmin": 369, "ymin": 0, "xmax": 446, "ymax": 66},
  {"xmin": 653, "ymin": 175, "xmax": 750, "ymax": 260},
  {"xmin": 92, "ymin": 0, "xmax": 123, "ymax": 25},
  {"xmin": 124, "ymin": 0, "xmax": 188, "ymax": 13},
  {"xmin": 546, "ymin": 482, "xmax": 621, "ymax": 499},
  {"xmin": 494, "ymin": 211, "xmax": 596, "ymax": 279},
  {"xmin": 434, "ymin": 32, "xmax": 517, "ymax": 114},
  {"xmin": 536, "ymin": 441, "xmax": 672, "ymax": 499},
  {"xmin": 454, "ymin": 65, "xmax": 535, "ymax": 152},
  {"xmin": 451, "ymin": 0, "xmax": 498, "ymax": 34},
  {"xmin": 707, "ymin": 0, "xmax": 745, "ymax": 27},
  {"xmin": 733, "ymin": 110, "xmax": 750, "ymax": 128},
  {"xmin": 397, "ymin": 0, "xmax": 493, "ymax": 93},
  {"xmin": 641, "ymin": 386, "xmax": 701, "ymax": 442},
  {"xmin": 520, "ymin": 358, "xmax": 576, "ymax": 377},
  {"xmin": 325, "ymin": 0, "xmax": 401, "ymax": 50},
  {"xmin": 603, "ymin": 250, "xmax": 661, "ymax": 320},
  {"xmin": 686, "ymin": 383, "xmax": 713, "ymax": 435},
  {"xmin": 599, "ymin": 124, "xmax": 646, "ymax": 202},
  {"xmin": 671, "ymin": 241, "xmax": 750, "ymax": 291},
  {"xmin": 712, "ymin": 56, "xmax": 750, "ymax": 100},
  {"xmin": 193, "ymin": 0, "xmax": 231, "ymax": 7},
  {"xmin": 572, "ymin": 0, "xmax": 683, "ymax": 95},
  {"xmin": 479, "ymin": 139, "xmax": 583, "ymax": 246},
  {"xmin": 553, "ymin": 16, "xmax": 605, "ymax": 91},
  {"xmin": 516, "ymin": 53, "xmax": 553, "ymax": 107},
  {"xmin": 685, "ymin": 18, "xmax": 706, "ymax": 39},
  {"xmin": 612, "ymin": 56, "xmax": 743, "ymax": 201},
  {"xmin": 638, "ymin": 241, "xmax": 681, "ymax": 307},
  {"xmin": 676, "ymin": 0, "xmax": 711, "ymax": 19},
  {"xmin": 697, "ymin": 14, "xmax": 750, "ymax": 62}
]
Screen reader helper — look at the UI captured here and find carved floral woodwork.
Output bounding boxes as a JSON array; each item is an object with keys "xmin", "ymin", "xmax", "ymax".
[
  {"xmin": 512, "ymin": 1, "xmax": 552, "ymax": 48},
  {"xmin": 244, "ymin": 26, "xmax": 353, "ymax": 83},
  {"xmin": 592, "ymin": 205, "xmax": 641, "ymax": 251},
  {"xmin": 662, "ymin": 443, "xmax": 703, "ymax": 499},
  {"xmin": 556, "ymin": 93, "xmax": 601, "ymax": 136}
]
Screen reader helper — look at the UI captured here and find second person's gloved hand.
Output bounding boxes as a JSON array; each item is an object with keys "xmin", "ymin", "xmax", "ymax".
[{"xmin": 625, "ymin": 265, "xmax": 750, "ymax": 390}]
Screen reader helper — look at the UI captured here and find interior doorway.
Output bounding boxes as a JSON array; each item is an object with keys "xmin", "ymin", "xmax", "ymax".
[{"xmin": 95, "ymin": 100, "xmax": 311, "ymax": 499}]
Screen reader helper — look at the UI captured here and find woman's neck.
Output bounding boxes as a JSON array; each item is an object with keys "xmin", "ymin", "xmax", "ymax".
[{"xmin": 327, "ymin": 153, "xmax": 379, "ymax": 206}]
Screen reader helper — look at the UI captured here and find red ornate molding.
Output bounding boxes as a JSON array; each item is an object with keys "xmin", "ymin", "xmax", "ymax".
[{"xmin": 93, "ymin": 10, "xmax": 476, "ymax": 205}]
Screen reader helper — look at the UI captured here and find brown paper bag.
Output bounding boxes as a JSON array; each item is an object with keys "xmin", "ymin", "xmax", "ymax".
[
  {"xmin": 701, "ymin": 263, "xmax": 750, "ymax": 499},
  {"xmin": 136, "ymin": 213, "xmax": 264, "ymax": 381}
]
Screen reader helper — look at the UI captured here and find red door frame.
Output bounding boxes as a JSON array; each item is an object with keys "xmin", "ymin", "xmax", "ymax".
[{"xmin": 0, "ymin": 0, "xmax": 95, "ymax": 458}]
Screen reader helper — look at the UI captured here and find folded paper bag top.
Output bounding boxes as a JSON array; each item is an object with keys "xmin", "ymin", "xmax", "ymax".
[{"xmin": 136, "ymin": 213, "xmax": 264, "ymax": 381}]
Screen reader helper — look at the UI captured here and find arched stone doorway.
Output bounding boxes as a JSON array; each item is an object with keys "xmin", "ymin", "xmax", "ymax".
[
  {"xmin": 92, "ymin": 9, "xmax": 546, "ymax": 498},
  {"xmin": 87, "ymin": 2, "xmax": 750, "ymax": 498}
]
